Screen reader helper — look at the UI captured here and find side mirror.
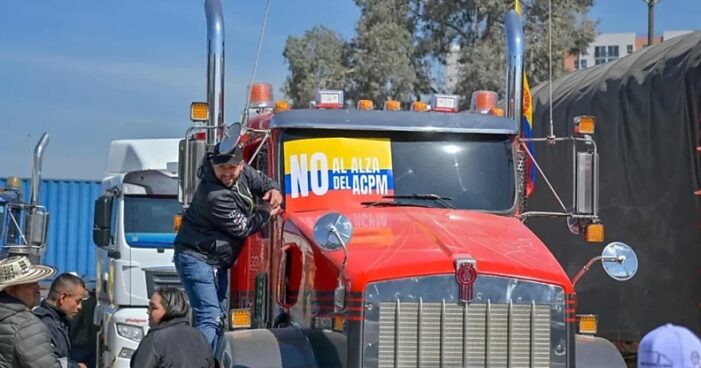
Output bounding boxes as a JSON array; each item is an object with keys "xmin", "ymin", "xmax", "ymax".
[
  {"xmin": 567, "ymin": 141, "xmax": 600, "ymax": 239},
  {"xmin": 217, "ymin": 123, "xmax": 243, "ymax": 154},
  {"xmin": 93, "ymin": 229, "xmax": 110, "ymax": 249},
  {"xmin": 25, "ymin": 208, "xmax": 48, "ymax": 247},
  {"xmin": 572, "ymin": 241, "xmax": 638, "ymax": 287},
  {"xmin": 575, "ymin": 151, "xmax": 598, "ymax": 215},
  {"xmin": 93, "ymin": 196, "xmax": 113, "ymax": 247},
  {"xmin": 313, "ymin": 212, "xmax": 353, "ymax": 313},
  {"xmin": 313, "ymin": 212, "xmax": 353, "ymax": 251},
  {"xmin": 601, "ymin": 241, "xmax": 638, "ymax": 281}
]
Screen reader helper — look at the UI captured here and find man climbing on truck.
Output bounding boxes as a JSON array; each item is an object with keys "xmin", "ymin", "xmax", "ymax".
[{"xmin": 173, "ymin": 140, "xmax": 282, "ymax": 354}]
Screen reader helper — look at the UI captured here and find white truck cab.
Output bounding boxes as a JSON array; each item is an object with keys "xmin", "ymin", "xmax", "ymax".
[{"xmin": 93, "ymin": 139, "xmax": 182, "ymax": 367}]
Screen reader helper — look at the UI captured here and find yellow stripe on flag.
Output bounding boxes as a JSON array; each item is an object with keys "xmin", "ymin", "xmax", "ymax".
[{"xmin": 523, "ymin": 71, "xmax": 532, "ymax": 126}]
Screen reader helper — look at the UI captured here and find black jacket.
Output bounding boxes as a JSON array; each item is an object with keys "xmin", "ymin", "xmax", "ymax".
[
  {"xmin": 0, "ymin": 292, "xmax": 61, "ymax": 368},
  {"xmin": 175, "ymin": 160, "xmax": 279, "ymax": 268},
  {"xmin": 33, "ymin": 300, "xmax": 80, "ymax": 368},
  {"xmin": 130, "ymin": 317, "xmax": 214, "ymax": 368}
]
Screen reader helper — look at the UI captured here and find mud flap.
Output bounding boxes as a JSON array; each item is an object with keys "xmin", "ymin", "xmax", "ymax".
[
  {"xmin": 575, "ymin": 334, "xmax": 626, "ymax": 368},
  {"xmin": 218, "ymin": 327, "xmax": 319, "ymax": 368}
]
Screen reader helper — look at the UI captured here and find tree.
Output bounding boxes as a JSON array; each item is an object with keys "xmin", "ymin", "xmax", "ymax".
[
  {"xmin": 410, "ymin": 0, "xmax": 596, "ymax": 100},
  {"xmin": 283, "ymin": 0, "xmax": 595, "ymax": 109},
  {"xmin": 348, "ymin": 0, "xmax": 431, "ymax": 107},
  {"xmin": 282, "ymin": 26, "xmax": 349, "ymax": 108}
]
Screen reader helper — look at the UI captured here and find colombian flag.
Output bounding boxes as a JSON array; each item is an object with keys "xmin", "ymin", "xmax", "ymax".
[{"xmin": 516, "ymin": 0, "xmax": 536, "ymax": 196}]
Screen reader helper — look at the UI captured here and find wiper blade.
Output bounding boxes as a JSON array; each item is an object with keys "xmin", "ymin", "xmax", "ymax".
[
  {"xmin": 382, "ymin": 194, "xmax": 455, "ymax": 209},
  {"xmin": 360, "ymin": 200, "xmax": 431, "ymax": 208}
]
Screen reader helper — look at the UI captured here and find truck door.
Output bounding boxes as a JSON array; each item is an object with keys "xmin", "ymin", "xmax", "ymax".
[{"xmin": 230, "ymin": 136, "xmax": 276, "ymax": 328}]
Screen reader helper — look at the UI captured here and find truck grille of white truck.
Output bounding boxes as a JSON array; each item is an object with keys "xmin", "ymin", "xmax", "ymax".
[
  {"xmin": 362, "ymin": 275, "xmax": 567, "ymax": 367},
  {"xmin": 144, "ymin": 268, "xmax": 182, "ymax": 297}
]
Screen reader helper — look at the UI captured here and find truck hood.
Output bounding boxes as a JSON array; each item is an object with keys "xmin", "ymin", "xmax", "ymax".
[{"xmin": 288, "ymin": 208, "xmax": 572, "ymax": 292}]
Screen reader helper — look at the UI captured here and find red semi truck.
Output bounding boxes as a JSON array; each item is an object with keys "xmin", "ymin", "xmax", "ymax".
[{"xmin": 174, "ymin": 1, "xmax": 639, "ymax": 367}]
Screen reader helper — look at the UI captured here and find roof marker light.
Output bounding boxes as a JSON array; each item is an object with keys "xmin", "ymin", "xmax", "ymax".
[
  {"xmin": 384, "ymin": 100, "xmax": 401, "ymax": 111},
  {"xmin": 410, "ymin": 101, "xmax": 428, "ymax": 112},
  {"xmin": 357, "ymin": 99, "xmax": 374, "ymax": 110},
  {"xmin": 274, "ymin": 100, "xmax": 290, "ymax": 113},
  {"xmin": 315, "ymin": 90, "xmax": 344, "ymax": 109},
  {"xmin": 431, "ymin": 94, "xmax": 460, "ymax": 113}
]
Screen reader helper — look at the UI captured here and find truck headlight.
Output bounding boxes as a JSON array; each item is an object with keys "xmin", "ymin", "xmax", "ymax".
[{"xmin": 116, "ymin": 323, "xmax": 144, "ymax": 342}]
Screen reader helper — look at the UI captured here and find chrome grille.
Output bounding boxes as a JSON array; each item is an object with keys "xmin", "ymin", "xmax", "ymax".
[
  {"xmin": 363, "ymin": 275, "xmax": 567, "ymax": 367},
  {"xmin": 377, "ymin": 300, "xmax": 550, "ymax": 367}
]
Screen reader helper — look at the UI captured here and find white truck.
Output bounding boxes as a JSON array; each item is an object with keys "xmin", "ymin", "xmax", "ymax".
[{"xmin": 92, "ymin": 139, "xmax": 182, "ymax": 367}]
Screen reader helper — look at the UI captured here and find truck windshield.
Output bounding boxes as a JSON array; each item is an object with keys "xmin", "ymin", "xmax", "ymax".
[
  {"xmin": 280, "ymin": 129, "xmax": 515, "ymax": 212},
  {"xmin": 123, "ymin": 196, "xmax": 180, "ymax": 248}
]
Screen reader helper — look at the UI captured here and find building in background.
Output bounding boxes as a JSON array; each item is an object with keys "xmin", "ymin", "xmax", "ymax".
[
  {"xmin": 662, "ymin": 30, "xmax": 693, "ymax": 40},
  {"xmin": 568, "ymin": 32, "xmax": 636, "ymax": 71},
  {"xmin": 566, "ymin": 30, "xmax": 694, "ymax": 71},
  {"xmin": 444, "ymin": 30, "xmax": 696, "ymax": 90}
]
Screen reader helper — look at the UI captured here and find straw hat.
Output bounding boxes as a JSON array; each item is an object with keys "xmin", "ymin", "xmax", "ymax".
[{"xmin": 0, "ymin": 256, "xmax": 56, "ymax": 292}]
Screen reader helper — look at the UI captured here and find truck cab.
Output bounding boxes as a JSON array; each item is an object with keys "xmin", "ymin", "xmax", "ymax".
[
  {"xmin": 208, "ymin": 92, "xmax": 634, "ymax": 367},
  {"xmin": 93, "ymin": 139, "xmax": 182, "ymax": 367},
  {"xmin": 222, "ymin": 106, "xmax": 578, "ymax": 367}
]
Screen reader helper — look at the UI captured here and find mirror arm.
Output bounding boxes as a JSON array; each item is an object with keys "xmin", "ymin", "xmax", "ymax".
[
  {"xmin": 247, "ymin": 131, "xmax": 270, "ymax": 165},
  {"xmin": 572, "ymin": 255, "xmax": 625, "ymax": 287},
  {"xmin": 571, "ymin": 256, "xmax": 603, "ymax": 287},
  {"xmin": 329, "ymin": 226, "xmax": 349, "ymax": 313},
  {"xmin": 330, "ymin": 226, "xmax": 348, "ymax": 278}
]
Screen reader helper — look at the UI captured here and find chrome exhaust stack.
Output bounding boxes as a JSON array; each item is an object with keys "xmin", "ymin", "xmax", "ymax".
[
  {"xmin": 205, "ymin": 0, "xmax": 225, "ymax": 147},
  {"xmin": 179, "ymin": 0, "xmax": 225, "ymax": 207},
  {"xmin": 18, "ymin": 133, "xmax": 50, "ymax": 263},
  {"xmin": 504, "ymin": 10, "xmax": 525, "ymax": 123},
  {"xmin": 30, "ymin": 133, "xmax": 49, "ymax": 207}
]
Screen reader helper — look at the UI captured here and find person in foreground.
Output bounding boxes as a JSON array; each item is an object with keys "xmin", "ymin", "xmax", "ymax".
[
  {"xmin": 0, "ymin": 256, "xmax": 62, "ymax": 368},
  {"xmin": 638, "ymin": 323, "xmax": 701, "ymax": 368},
  {"xmin": 130, "ymin": 287, "xmax": 213, "ymax": 368},
  {"xmin": 33, "ymin": 273, "xmax": 88, "ymax": 368},
  {"xmin": 174, "ymin": 142, "xmax": 281, "ymax": 356}
]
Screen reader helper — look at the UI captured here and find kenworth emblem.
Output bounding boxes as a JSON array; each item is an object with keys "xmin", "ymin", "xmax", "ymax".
[{"xmin": 455, "ymin": 259, "xmax": 477, "ymax": 303}]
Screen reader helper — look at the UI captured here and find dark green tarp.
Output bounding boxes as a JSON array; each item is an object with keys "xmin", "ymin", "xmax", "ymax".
[{"xmin": 528, "ymin": 31, "xmax": 701, "ymax": 345}]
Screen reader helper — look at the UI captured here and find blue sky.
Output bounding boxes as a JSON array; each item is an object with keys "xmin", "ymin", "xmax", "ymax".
[{"xmin": 0, "ymin": 0, "xmax": 698, "ymax": 180}]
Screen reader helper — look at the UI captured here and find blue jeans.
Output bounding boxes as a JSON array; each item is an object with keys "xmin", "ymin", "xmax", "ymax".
[{"xmin": 173, "ymin": 251, "xmax": 228, "ymax": 354}]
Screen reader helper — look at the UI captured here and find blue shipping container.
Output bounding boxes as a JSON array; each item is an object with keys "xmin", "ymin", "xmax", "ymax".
[{"xmin": 0, "ymin": 177, "xmax": 101, "ymax": 282}]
